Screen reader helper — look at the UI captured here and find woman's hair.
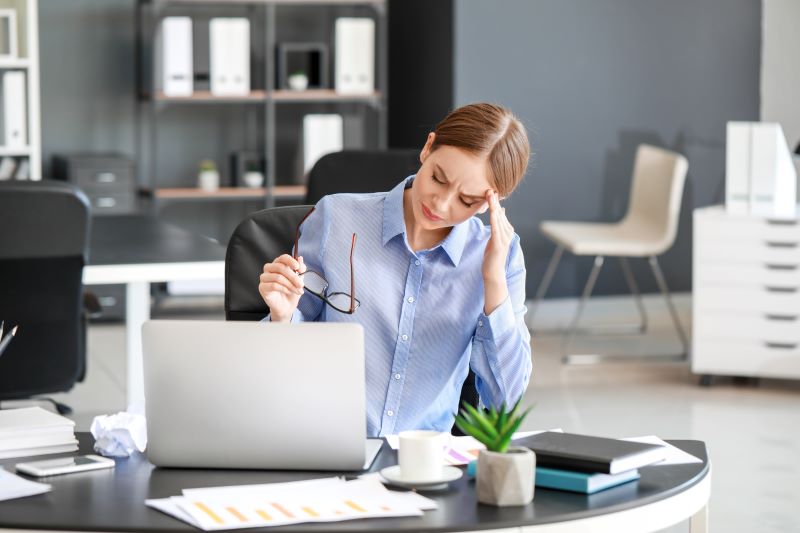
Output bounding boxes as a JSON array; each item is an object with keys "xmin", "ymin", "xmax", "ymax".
[{"xmin": 431, "ymin": 103, "xmax": 530, "ymax": 197}]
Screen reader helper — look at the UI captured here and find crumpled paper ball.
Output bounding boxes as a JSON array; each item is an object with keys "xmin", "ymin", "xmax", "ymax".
[{"xmin": 90, "ymin": 412, "xmax": 147, "ymax": 458}]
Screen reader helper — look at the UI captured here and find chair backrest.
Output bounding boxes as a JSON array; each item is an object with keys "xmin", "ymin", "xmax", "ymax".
[
  {"xmin": 0, "ymin": 180, "xmax": 91, "ymax": 399},
  {"xmin": 225, "ymin": 205, "xmax": 313, "ymax": 321},
  {"xmin": 305, "ymin": 149, "xmax": 420, "ymax": 204},
  {"xmin": 623, "ymin": 144, "xmax": 689, "ymax": 254}
]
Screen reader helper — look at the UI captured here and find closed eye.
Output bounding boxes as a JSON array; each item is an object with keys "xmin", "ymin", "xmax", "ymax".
[{"xmin": 432, "ymin": 174, "xmax": 445, "ymax": 185}]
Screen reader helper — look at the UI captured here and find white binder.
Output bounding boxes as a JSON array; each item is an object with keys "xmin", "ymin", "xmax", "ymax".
[
  {"xmin": 162, "ymin": 17, "xmax": 193, "ymax": 97},
  {"xmin": 725, "ymin": 122, "xmax": 751, "ymax": 215},
  {"xmin": 749, "ymin": 123, "xmax": 796, "ymax": 219},
  {"xmin": 210, "ymin": 18, "xmax": 250, "ymax": 96},
  {"xmin": 303, "ymin": 114, "xmax": 343, "ymax": 174},
  {"xmin": 335, "ymin": 18, "xmax": 374, "ymax": 94},
  {"xmin": 3, "ymin": 70, "xmax": 26, "ymax": 148}
]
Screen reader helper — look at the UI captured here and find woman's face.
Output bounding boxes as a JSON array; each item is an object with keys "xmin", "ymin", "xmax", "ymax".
[{"xmin": 409, "ymin": 134, "xmax": 494, "ymax": 231}]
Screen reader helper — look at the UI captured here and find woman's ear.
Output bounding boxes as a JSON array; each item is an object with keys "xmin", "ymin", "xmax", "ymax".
[{"xmin": 420, "ymin": 132, "xmax": 436, "ymax": 163}]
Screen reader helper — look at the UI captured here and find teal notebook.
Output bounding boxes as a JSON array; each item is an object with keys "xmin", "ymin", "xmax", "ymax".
[
  {"xmin": 466, "ymin": 461, "xmax": 640, "ymax": 494},
  {"xmin": 535, "ymin": 466, "xmax": 640, "ymax": 494}
]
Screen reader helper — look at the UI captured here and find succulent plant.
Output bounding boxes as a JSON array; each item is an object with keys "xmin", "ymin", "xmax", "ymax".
[{"xmin": 454, "ymin": 398, "xmax": 532, "ymax": 453}]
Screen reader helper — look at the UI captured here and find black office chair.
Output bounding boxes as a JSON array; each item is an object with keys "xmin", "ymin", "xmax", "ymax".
[
  {"xmin": 0, "ymin": 180, "xmax": 93, "ymax": 414},
  {"xmin": 304, "ymin": 149, "xmax": 420, "ymax": 204}
]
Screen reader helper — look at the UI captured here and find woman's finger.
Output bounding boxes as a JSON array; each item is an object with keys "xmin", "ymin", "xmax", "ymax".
[
  {"xmin": 265, "ymin": 262, "xmax": 304, "ymax": 290},
  {"xmin": 261, "ymin": 272, "xmax": 303, "ymax": 295}
]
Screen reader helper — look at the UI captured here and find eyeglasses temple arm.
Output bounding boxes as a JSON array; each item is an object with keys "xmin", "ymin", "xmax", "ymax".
[{"xmin": 349, "ymin": 233, "xmax": 357, "ymax": 314}]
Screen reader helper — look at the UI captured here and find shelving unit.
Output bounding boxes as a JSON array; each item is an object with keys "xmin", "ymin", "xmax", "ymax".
[
  {"xmin": 0, "ymin": 0, "xmax": 41, "ymax": 181},
  {"xmin": 135, "ymin": 0, "xmax": 387, "ymax": 210}
]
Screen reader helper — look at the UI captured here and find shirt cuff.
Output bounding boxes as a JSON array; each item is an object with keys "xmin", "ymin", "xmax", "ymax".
[
  {"xmin": 262, "ymin": 309, "xmax": 305, "ymax": 323},
  {"xmin": 475, "ymin": 295, "xmax": 516, "ymax": 341}
]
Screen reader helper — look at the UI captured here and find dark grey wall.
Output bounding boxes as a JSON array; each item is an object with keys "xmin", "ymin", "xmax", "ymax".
[
  {"xmin": 455, "ymin": 0, "xmax": 761, "ymax": 298},
  {"xmin": 40, "ymin": 0, "xmax": 137, "ymax": 175}
]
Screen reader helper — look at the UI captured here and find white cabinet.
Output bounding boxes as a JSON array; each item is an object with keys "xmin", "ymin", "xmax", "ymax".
[{"xmin": 693, "ymin": 206, "xmax": 800, "ymax": 379}]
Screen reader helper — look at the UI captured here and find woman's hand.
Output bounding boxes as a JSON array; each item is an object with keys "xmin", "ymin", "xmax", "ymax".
[
  {"xmin": 258, "ymin": 254, "xmax": 306, "ymax": 322},
  {"xmin": 482, "ymin": 190, "xmax": 512, "ymax": 315}
]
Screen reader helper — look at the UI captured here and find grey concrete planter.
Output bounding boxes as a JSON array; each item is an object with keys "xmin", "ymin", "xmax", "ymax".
[{"xmin": 476, "ymin": 446, "xmax": 535, "ymax": 506}]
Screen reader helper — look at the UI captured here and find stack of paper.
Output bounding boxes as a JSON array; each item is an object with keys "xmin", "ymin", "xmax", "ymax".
[
  {"xmin": 0, "ymin": 407, "xmax": 78, "ymax": 459},
  {"xmin": 147, "ymin": 477, "xmax": 436, "ymax": 530},
  {"xmin": 0, "ymin": 468, "xmax": 51, "ymax": 502}
]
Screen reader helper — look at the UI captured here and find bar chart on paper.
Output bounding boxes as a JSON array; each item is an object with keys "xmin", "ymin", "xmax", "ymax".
[
  {"xmin": 181, "ymin": 495, "xmax": 420, "ymax": 530},
  {"xmin": 146, "ymin": 478, "xmax": 434, "ymax": 530}
]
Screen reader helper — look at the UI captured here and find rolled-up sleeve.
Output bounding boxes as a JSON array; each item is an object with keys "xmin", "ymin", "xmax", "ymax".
[{"xmin": 469, "ymin": 235, "xmax": 532, "ymax": 408}]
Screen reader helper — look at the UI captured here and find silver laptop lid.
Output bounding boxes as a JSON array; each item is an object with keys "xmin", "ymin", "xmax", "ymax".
[{"xmin": 142, "ymin": 320, "xmax": 365, "ymax": 470}]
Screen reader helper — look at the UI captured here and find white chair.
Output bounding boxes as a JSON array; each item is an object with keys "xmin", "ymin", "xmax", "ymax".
[{"xmin": 531, "ymin": 144, "xmax": 689, "ymax": 364}]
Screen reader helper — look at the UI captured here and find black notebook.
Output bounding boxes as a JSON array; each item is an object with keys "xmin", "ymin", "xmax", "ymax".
[{"xmin": 513, "ymin": 431, "xmax": 667, "ymax": 474}]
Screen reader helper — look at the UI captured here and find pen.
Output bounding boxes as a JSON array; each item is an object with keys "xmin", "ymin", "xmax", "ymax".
[{"xmin": 0, "ymin": 325, "xmax": 17, "ymax": 358}]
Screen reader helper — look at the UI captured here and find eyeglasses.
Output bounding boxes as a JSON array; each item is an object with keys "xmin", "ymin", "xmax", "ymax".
[{"xmin": 294, "ymin": 207, "xmax": 360, "ymax": 314}]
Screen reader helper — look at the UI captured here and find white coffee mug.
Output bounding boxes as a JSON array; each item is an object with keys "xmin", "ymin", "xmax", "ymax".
[{"xmin": 398, "ymin": 430, "xmax": 448, "ymax": 482}]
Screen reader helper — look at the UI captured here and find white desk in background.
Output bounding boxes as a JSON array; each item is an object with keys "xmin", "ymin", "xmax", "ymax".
[{"xmin": 83, "ymin": 215, "xmax": 226, "ymax": 409}]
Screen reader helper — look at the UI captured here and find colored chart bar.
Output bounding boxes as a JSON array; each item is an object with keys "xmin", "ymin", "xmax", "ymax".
[
  {"xmin": 271, "ymin": 502, "xmax": 294, "ymax": 518},
  {"xmin": 226, "ymin": 507, "xmax": 248, "ymax": 522},
  {"xmin": 194, "ymin": 502, "xmax": 224, "ymax": 525},
  {"xmin": 344, "ymin": 500, "xmax": 367, "ymax": 513}
]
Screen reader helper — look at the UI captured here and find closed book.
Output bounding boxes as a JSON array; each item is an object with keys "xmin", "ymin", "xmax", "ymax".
[
  {"xmin": 0, "ymin": 441, "xmax": 78, "ymax": 460},
  {"xmin": 0, "ymin": 407, "xmax": 75, "ymax": 436},
  {"xmin": 513, "ymin": 431, "xmax": 666, "ymax": 475},
  {"xmin": 0, "ymin": 428, "xmax": 77, "ymax": 452},
  {"xmin": 535, "ymin": 467, "xmax": 640, "ymax": 494}
]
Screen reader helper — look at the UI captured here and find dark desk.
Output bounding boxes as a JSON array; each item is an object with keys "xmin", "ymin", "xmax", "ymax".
[
  {"xmin": 0, "ymin": 434, "xmax": 710, "ymax": 533},
  {"xmin": 83, "ymin": 215, "xmax": 226, "ymax": 408}
]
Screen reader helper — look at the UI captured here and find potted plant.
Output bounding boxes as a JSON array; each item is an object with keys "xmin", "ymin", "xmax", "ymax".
[
  {"xmin": 197, "ymin": 159, "xmax": 219, "ymax": 192},
  {"xmin": 287, "ymin": 70, "xmax": 309, "ymax": 91},
  {"xmin": 242, "ymin": 161, "xmax": 264, "ymax": 188},
  {"xmin": 455, "ymin": 399, "xmax": 535, "ymax": 506}
]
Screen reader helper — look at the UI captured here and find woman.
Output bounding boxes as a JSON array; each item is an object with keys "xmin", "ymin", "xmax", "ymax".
[{"xmin": 259, "ymin": 103, "xmax": 532, "ymax": 437}]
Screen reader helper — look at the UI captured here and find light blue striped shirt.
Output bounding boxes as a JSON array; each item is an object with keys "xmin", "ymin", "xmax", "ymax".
[{"xmin": 277, "ymin": 176, "xmax": 531, "ymax": 437}]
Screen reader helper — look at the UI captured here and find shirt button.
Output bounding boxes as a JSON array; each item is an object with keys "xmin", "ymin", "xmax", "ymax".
[
  {"xmin": 387, "ymin": 410, "xmax": 394, "ymax": 417},
  {"xmin": 415, "ymin": 260, "xmax": 421, "ymax": 266},
  {"xmin": 401, "ymin": 334, "xmax": 408, "ymax": 341},
  {"xmin": 478, "ymin": 320, "xmax": 484, "ymax": 327},
  {"xmin": 407, "ymin": 296, "xmax": 415, "ymax": 303},
  {"xmin": 394, "ymin": 373, "xmax": 401, "ymax": 380}
]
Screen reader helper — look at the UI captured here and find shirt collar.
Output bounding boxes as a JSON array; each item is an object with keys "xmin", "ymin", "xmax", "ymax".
[{"xmin": 382, "ymin": 175, "xmax": 469, "ymax": 267}]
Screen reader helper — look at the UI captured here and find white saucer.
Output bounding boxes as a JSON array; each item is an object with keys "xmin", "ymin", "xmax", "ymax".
[{"xmin": 379, "ymin": 465, "xmax": 463, "ymax": 490}]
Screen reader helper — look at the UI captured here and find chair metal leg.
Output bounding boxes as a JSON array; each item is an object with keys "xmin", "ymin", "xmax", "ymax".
[
  {"xmin": 620, "ymin": 257, "xmax": 648, "ymax": 334},
  {"xmin": 649, "ymin": 255, "xmax": 689, "ymax": 357},
  {"xmin": 563, "ymin": 254, "xmax": 687, "ymax": 365},
  {"xmin": 531, "ymin": 250, "xmax": 648, "ymax": 335},
  {"xmin": 562, "ymin": 256, "xmax": 604, "ymax": 361},
  {"xmin": 529, "ymin": 244, "xmax": 564, "ymax": 321}
]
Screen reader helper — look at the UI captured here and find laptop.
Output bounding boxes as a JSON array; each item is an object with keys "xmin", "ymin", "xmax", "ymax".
[{"xmin": 142, "ymin": 320, "xmax": 382, "ymax": 470}]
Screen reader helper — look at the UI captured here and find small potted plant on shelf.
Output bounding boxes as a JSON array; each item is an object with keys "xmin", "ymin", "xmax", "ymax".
[
  {"xmin": 242, "ymin": 161, "xmax": 264, "ymax": 188},
  {"xmin": 455, "ymin": 399, "xmax": 535, "ymax": 506},
  {"xmin": 287, "ymin": 70, "xmax": 309, "ymax": 91},
  {"xmin": 197, "ymin": 159, "xmax": 220, "ymax": 192}
]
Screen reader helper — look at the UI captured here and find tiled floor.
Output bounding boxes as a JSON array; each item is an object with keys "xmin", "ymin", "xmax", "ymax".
[{"xmin": 10, "ymin": 293, "xmax": 800, "ymax": 532}]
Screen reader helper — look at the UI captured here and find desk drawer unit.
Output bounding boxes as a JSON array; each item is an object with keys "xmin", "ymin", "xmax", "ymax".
[
  {"xmin": 53, "ymin": 154, "xmax": 138, "ymax": 215},
  {"xmin": 693, "ymin": 206, "xmax": 800, "ymax": 379}
]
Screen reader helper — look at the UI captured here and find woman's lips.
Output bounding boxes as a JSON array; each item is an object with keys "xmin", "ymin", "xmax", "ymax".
[{"xmin": 422, "ymin": 204, "xmax": 443, "ymax": 222}]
